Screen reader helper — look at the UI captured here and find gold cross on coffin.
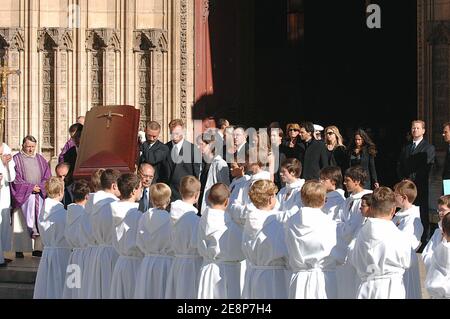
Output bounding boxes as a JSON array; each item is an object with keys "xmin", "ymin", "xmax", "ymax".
[{"xmin": 96, "ymin": 111, "xmax": 124, "ymax": 128}]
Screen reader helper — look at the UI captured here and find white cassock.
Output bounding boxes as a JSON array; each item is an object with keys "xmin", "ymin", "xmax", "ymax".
[
  {"xmin": 197, "ymin": 207, "xmax": 245, "ymax": 299},
  {"xmin": 165, "ymin": 200, "xmax": 202, "ymax": 299},
  {"xmin": 349, "ymin": 218, "xmax": 411, "ymax": 299},
  {"xmin": 422, "ymin": 223, "xmax": 445, "ymax": 271},
  {"xmin": 78, "ymin": 192, "xmax": 101, "ymax": 298},
  {"xmin": 0, "ymin": 143, "xmax": 15, "ymax": 263},
  {"xmin": 87, "ymin": 191, "xmax": 119, "ymax": 299},
  {"xmin": 322, "ymin": 189, "xmax": 345, "ymax": 220},
  {"xmin": 200, "ymin": 155, "xmax": 230, "ymax": 215},
  {"xmin": 110, "ymin": 201, "xmax": 143, "ymax": 299},
  {"xmin": 134, "ymin": 208, "xmax": 173, "ymax": 299},
  {"xmin": 425, "ymin": 241, "xmax": 450, "ymax": 299},
  {"xmin": 241, "ymin": 207, "xmax": 290, "ymax": 299},
  {"xmin": 392, "ymin": 205, "xmax": 424, "ymax": 299},
  {"xmin": 62, "ymin": 203, "xmax": 86, "ymax": 299},
  {"xmin": 335, "ymin": 189, "xmax": 372, "ymax": 299},
  {"xmin": 33, "ymin": 198, "xmax": 71, "ymax": 299},
  {"xmin": 285, "ymin": 207, "xmax": 338, "ymax": 299},
  {"xmin": 276, "ymin": 178, "xmax": 305, "ymax": 212}
]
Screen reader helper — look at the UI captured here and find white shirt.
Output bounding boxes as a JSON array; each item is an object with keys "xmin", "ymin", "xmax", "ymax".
[{"xmin": 412, "ymin": 137, "xmax": 423, "ymax": 149}]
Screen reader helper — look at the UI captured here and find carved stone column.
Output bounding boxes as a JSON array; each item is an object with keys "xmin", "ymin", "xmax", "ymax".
[
  {"xmin": 86, "ymin": 29, "xmax": 121, "ymax": 108},
  {"xmin": 427, "ymin": 21, "xmax": 450, "ymax": 150},
  {"xmin": 133, "ymin": 29, "xmax": 168, "ymax": 133},
  {"xmin": 0, "ymin": 28, "xmax": 24, "ymax": 150},
  {"xmin": 38, "ymin": 28, "xmax": 73, "ymax": 159}
]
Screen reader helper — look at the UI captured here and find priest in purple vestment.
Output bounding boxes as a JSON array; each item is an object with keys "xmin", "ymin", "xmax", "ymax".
[{"xmin": 10, "ymin": 135, "xmax": 51, "ymax": 256}]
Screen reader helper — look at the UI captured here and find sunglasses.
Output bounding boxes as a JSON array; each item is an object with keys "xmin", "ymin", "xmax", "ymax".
[
  {"xmin": 289, "ymin": 128, "xmax": 299, "ymax": 132},
  {"xmin": 326, "ymin": 132, "xmax": 334, "ymax": 135}
]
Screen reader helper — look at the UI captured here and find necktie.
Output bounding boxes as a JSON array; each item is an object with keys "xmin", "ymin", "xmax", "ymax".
[
  {"xmin": 410, "ymin": 142, "xmax": 416, "ymax": 153},
  {"xmin": 142, "ymin": 188, "xmax": 148, "ymax": 212}
]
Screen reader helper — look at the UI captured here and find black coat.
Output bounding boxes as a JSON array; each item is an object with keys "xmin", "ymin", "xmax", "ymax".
[
  {"xmin": 281, "ymin": 138, "xmax": 304, "ymax": 161},
  {"xmin": 165, "ymin": 140, "xmax": 201, "ymax": 201},
  {"xmin": 397, "ymin": 139, "xmax": 435, "ymax": 186},
  {"xmin": 443, "ymin": 144, "xmax": 450, "ymax": 180},
  {"xmin": 349, "ymin": 147, "xmax": 378, "ymax": 189},
  {"xmin": 300, "ymin": 139, "xmax": 329, "ymax": 180},
  {"xmin": 327, "ymin": 145, "xmax": 349, "ymax": 173},
  {"xmin": 139, "ymin": 140, "xmax": 170, "ymax": 183}
]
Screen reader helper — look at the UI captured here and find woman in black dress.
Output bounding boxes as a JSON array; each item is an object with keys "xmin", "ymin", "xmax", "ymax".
[
  {"xmin": 324, "ymin": 125, "xmax": 348, "ymax": 174},
  {"xmin": 348, "ymin": 128, "xmax": 379, "ymax": 190},
  {"xmin": 281, "ymin": 123, "xmax": 304, "ymax": 161}
]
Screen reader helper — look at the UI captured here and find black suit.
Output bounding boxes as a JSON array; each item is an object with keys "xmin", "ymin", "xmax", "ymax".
[
  {"xmin": 300, "ymin": 139, "xmax": 329, "ymax": 180},
  {"xmin": 397, "ymin": 138, "xmax": 435, "ymax": 245},
  {"xmin": 165, "ymin": 140, "xmax": 201, "ymax": 201},
  {"xmin": 443, "ymin": 144, "xmax": 450, "ymax": 180},
  {"xmin": 139, "ymin": 140, "xmax": 170, "ymax": 183}
]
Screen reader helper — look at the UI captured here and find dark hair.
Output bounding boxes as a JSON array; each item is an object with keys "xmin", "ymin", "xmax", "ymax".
[
  {"xmin": 442, "ymin": 211, "xmax": 450, "ymax": 236},
  {"xmin": 146, "ymin": 121, "xmax": 161, "ymax": 131},
  {"xmin": 361, "ymin": 193, "xmax": 373, "ymax": 206},
  {"xmin": 72, "ymin": 179, "xmax": 91, "ymax": 202},
  {"xmin": 22, "ymin": 135, "xmax": 37, "ymax": 144},
  {"xmin": 349, "ymin": 128, "xmax": 377, "ymax": 157},
  {"xmin": 207, "ymin": 183, "xmax": 230, "ymax": 206},
  {"xmin": 100, "ymin": 169, "xmax": 121, "ymax": 190},
  {"xmin": 344, "ymin": 166, "xmax": 368, "ymax": 185},
  {"xmin": 371, "ymin": 187, "xmax": 396, "ymax": 216},
  {"xmin": 117, "ymin": 173, "xmax": 141, "ymax": 199},
  {"xmin": 217, "ymin": 118, "xmax": 229, "ymax": 129},
  {"xmin": 69, "ymin": 123, "xmax": 83, "ymax": 135},
  {"xmin": 281, "ymin": 158, "xmax": 302, "ymax": 178},
  {"xmin": 320, "ymin": 166, "xmax": 343, "ymax": 189},
  {"xmin": 299, "ymin": 121, "xmax": 315, "ymax": 134}
]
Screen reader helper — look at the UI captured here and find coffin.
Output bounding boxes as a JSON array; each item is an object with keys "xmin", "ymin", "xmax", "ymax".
[{"xmin": 73, "ymin": 105, "xmax": 140, "ymax": 180}]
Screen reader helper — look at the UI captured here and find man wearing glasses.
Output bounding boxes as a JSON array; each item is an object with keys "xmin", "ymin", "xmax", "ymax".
[{"xmin": 137, "ymin": 163, "xmax": 155, "ymax": 212}]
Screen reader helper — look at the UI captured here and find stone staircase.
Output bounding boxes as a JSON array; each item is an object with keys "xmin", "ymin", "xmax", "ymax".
[{"xmin": 0, "ymin": 252, "xmax": 38, "ymax": 299}]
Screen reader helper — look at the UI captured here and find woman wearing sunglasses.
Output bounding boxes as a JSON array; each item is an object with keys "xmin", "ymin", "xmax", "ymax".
[
  {"xmin": 282, "ymin": 123, "xmax": 304, "ymax": 161},
  {"xmin": 324, "ymin": 125, "xmax": 348, "ymax": 174}
]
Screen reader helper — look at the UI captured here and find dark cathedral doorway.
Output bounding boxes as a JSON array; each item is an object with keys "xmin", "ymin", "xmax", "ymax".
[{"xmin": 194, "ymin": 0, "xmax": 417, "ymax": 186}]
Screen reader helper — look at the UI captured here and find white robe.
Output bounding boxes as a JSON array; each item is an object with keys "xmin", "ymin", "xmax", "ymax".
[
  {"xmin": 134, "ymin": 208, "xmax": 173, "ymax": 299},
  {"xmin": 165, "ymin": 200, "xmax": 202, "ymax": 299},
  {"xmin": 349, "ymin": 218, "xmax": 411, "ymax": 299},
  {"xmin": 200, "ymin": 155, "xmax": 230, "ymax": 215},
  {"xmin": 335, "ymin": 189, "xmax": 372, "ymax": 299},
  {"xmin": 276, "ymin": 178, "xmax": 305, "ymax": 212},
  {"xmin": 285, "ymin": 207, "xmax": 338, "ymax": 299},
  {"xmin": 422, "ymin": 225, "xmax": 445, "ymax": 271},
  {"xmin": 33, "ymin": 198, "xmax": 71, "ymax": 299},
  {"xmin": 0, "ymin": 143, "xmax": 15, "ymax": 262},
  {"xmin": 62, "ymin": 204, "xmax": 85, "ymax": 299},
  {"xmin": 241, "ymin": 207, "xmax": 290, "ymax": 299},
  {"xmin": 87, "ymin": 191, "xmax": 119, "ymax": 299},
  {"xmin": 392, "ymin": 205, "xmax": 424, "ymax": 299},
  {"xmin": 322, "ymin": 189, "xmax": 345, "ymax": 220},
  {"xmin": 197, "ymin": 207, "xmax": 245, "ymax": 299},
  {"xmin": 425, "ymin": 241, "xmax": 450, "ymax": 299},
  {"xmin": 110, "ymin": 201, "xmax": 144, "ymax": 299}
]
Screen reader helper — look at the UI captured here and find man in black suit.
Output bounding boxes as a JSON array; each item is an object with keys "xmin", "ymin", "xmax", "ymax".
[
  {"xmin": 139, "ymin": 121, "xmax": 170, "ymax": 184},
  {"xmin": 55, "ymin": 162, "xmax": 73, "ymax": 209},
  {"xmin": 397, "ymin": 120, "xmax": 435, "ymax": 249},
  {"xmin": 298, "ymin": 121, "xmax": 329, "ymax": 180},
  {"xmin": 137, "ymin": 163, "xmax": 154, "ymax": 212},
  {"xmin": 442, "ymin": 122, "xmax": 450, "ymax": 180},
  {"xmin": 165, "ymin": 119, "xmax": 201, "ymax": 201}
]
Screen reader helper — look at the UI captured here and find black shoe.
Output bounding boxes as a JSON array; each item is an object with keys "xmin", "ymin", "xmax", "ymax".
[
  {"xmin": 32, "ymin": 250, "xmax": 42, "ymax": 257},
  {"xmin": 15, "ymin": 252, "xmax": 24, "ymax": 258},
  {"xmin": 4, "ymin": 258, "xmax": 12, "ymax": 263}
]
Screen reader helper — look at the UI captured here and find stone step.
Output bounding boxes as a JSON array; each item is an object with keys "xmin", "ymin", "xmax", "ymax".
[
  {"xmin": 0, "ymin": 266, "xmax": 37, "ymax": 284},
  {"xmin": 0, "ymin": 282, "xmax": 34, "ymax": 299}
]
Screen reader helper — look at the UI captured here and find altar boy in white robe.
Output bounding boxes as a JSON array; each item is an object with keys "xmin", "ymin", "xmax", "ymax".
[
  {"xmin": 87, "ymin": 169, "xmax": 121, "ymax": 299},
  {"xmin": 62, "ymin": 179, "xmax": 90, "ymax": 299},
  {"xmin": 109, "ymin": 173, "xmax": 144, "ymax": 299},
  {"xmin": 241, "ymin": 180, "xmax": 290, "ymax": 299},
  {"xmin": 197, "ymin": 183, "xmax": 245, "ymax": 299},
  {"xmin": 33, "ymin": 177, "xmax": 71, "ymax": 299},
  {"xmin": 335, "ymin": 166, "xmax": 372, "ymax": 299},
  {"xmin": 319, "ymin": 166, "xmax": 345, "ymax": 220},
  {"xmin": 422, "ymin": 195, "xmax": 450, "ymax": 271},
  {"xmin": 134, "ymin": 183, "xmax": 173, "ymax": 299},
  {"xmin": 393, "ymin": 180, "xmax": 423, "ymax": 299},
  {"xmin": 285, "ymin": 181, "xmax": 339, "ymax": 299},
  {"xmin": 425, "ymin": 212, "xmax": 450, "ymax": 299},
  {"xmin": 349, "ymin": 187, "xmax": 411, "ymax": 299},
  {"xmin": 165, "ymin": 175, "xmax": 202, "ymax": 299},
  {"xmin": 276, "ymin": 158, "xmax": 305, "ymax": 212}
]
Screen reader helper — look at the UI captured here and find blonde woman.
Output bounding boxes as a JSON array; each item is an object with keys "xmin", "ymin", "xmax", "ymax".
[
  {"xmin": 282, "ymin": 123, "xmax": 303, "ymax": 160},
  {"xmin": 324, "ymin": 126, "xmax": 348, "ymax": 173}
]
